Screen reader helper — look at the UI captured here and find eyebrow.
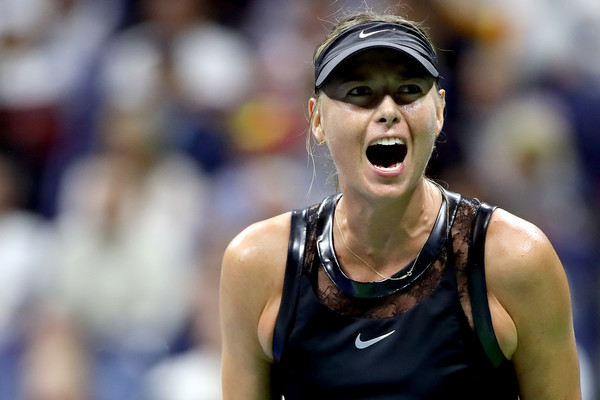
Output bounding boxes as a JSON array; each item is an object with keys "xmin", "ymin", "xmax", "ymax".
[{"xmin": 337, "ymin": 71, "xmax": 428, "ymax": 83}]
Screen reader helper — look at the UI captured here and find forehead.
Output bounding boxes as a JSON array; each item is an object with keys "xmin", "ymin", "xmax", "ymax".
[{"xmin": 325, "ymin": 48, "xmax": 430, "ymax": 83}]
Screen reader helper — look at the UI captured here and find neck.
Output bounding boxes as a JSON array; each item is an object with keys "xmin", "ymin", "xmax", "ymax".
[{"xmin": 333, "ymin": 179, "xmax": 443, "ymax": 280}]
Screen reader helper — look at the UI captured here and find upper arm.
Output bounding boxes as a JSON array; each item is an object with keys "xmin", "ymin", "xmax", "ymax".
[
  {"xmin": 485, "ymin": 209, "xmax": 581, "ymax": 400},
  {"xmin": 219, "ymin": 215, "xmax": 290, "ymax": 400}
]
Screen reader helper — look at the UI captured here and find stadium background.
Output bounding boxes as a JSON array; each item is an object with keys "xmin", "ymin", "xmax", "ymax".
[{"xmin": 0, "ymin": 0, "xmax": 598, "ymax": 398}]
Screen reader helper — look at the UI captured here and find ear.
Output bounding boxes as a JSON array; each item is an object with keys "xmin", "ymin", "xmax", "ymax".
[
  {"xmin": 435, "ymin": 89, "xmax": 446, "ymax": 136},
  {"xmin": 309, "ymin": 97, "xmax": 325, "ymax": 144}
]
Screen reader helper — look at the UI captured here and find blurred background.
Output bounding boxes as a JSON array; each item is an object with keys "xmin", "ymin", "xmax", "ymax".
[{"xmin": 0, "ymin": 0, "xmax": 598, "ymax": 398}]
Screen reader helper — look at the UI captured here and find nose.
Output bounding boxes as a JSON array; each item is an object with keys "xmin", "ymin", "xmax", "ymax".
[{"xmin": 376, "ymin": 95, "xmax": 400, "ymax": 127}]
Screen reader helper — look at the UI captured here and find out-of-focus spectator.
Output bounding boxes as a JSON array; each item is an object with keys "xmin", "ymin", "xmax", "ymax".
[
  {"xmin": 211, "ymin": 154, "xmax": 329, "ymax": 232},
  {"xmin": 0, "ymin": 0, "xmax": 123, "ymax": 214},
  {"xmin": 468, "ymin": 92, "xmax": 587, "ymax": 239},
  {"xmin": 0, "ymin": 0, "xmax": 62, "ymax": 212},
  {"xmin": 100, "ymin": 0, "xmax": 254, "ymax": 112},
  {"xmin": 98, "ymin": 0, "xmax": 256, "ymax": 173},
  {"xmin": 0, "ymin": 155, "xmax": 53, "ymax": 400},
  {"xmin": 144, "ymin": 245, "xmax": 223, "ymax": 400},
  {"xmin": 21, "ymin": 313, "xmax": 89, "ymax": 400},
  {"xmin": 38, "ymin": 107, "xmax": 209, "ymax": 400}
]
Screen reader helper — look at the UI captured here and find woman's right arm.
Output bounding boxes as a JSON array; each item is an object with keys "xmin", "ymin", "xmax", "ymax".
[{"xmin": 220, "ymin": 214, "xmax": 290, "ymax": 399}]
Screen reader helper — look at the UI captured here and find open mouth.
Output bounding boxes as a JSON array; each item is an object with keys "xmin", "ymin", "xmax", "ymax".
[{"xmin": 366, "ymin": 137, "xmax": 407, "ymax": 170}]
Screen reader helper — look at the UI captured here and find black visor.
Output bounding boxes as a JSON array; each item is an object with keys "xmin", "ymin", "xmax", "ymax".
[{"xmin": 315, "ymin": 21, "xmax": 440, "ymax": 89}]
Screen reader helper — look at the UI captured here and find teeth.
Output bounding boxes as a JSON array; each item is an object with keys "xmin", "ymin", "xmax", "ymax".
[
  {"xmin": 374, "ymin": 162, "xmax": 402, "ymax": 171},
  {"xmin": 371, "ymin": 137, "xmax": 405, "ymax": 146}
]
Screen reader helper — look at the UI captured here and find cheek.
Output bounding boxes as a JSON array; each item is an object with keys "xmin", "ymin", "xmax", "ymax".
[
  {"xmin": 406, "ymin": 98, "xmax": 440, "ymax": 142},
  {"xmin": 321, "ymin": 109, "xmax": 363, "ymax": 169},
  {"xmin": 320, "ymin": 103, "xmax": 358, "ymax": 140},
  {"xmin": 404, "ymin": 108, "xmax": 437, "ymax": 140},
  {"xmin": 427, "ymin": 114, "xmax": 439, "ymax": 139}
]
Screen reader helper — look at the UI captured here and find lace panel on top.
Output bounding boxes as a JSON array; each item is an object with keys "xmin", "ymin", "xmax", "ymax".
[{"xmin": 302, "ymin": 196, "xmax": 480, "ymax": 323}]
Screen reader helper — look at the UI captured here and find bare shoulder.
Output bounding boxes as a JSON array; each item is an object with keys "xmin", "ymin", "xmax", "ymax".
[
  {"xmin": 484, "ymin": 208, "xmax": 580, "ymax": 399},
  {"xmin": 483, "ymin": 208, "xmax": 567, "ymax": 295},
  {"xmin": 220, "ymin": 212, "xmax": 292, "ymax": 357},
  {"xmin": 221, "ymin": 212, "xmax": 292, "ymax": 300},
  {"xmin": 223, "ymin": 212, "xmax": 292, "ymax": 268},
  {"xmin": 220, "ymin": 213, "xmax": 294, "ymax": 397}
]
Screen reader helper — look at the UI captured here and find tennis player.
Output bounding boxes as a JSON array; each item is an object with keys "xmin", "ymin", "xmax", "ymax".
[{"xmin": 220, "ymin": 11, "xmax": 581, "ymax": 400}]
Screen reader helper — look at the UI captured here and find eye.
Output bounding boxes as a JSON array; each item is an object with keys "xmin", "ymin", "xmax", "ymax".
[
  {"xmin": 347, "ymin": 86, "xmax": 373, "ymax": 97},
  {"xmin": 397, "ymin": 84, "xmax": 423, "ymax": 95}
]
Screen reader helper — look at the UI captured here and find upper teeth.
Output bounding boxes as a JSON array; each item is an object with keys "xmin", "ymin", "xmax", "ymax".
[{"xmin": 371, "ymin": 137, "xmax": 405, "ymax": 146}]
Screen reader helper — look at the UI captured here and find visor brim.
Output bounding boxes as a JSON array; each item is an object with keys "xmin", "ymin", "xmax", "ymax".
[{"xmin": 315, "ymin": 42, "xmax": 440, "ymax": 89}]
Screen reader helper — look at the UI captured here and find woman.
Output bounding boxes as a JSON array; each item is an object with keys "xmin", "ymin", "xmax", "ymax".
[{"xmin": 220, "ymin": 11, "xmax": 581, "ymax": 400}]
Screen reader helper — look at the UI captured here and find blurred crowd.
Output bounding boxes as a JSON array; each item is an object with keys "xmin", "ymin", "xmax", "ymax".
[{"xmin": 0, "ymin": 0, "xmax": 599, "ymax": 399}]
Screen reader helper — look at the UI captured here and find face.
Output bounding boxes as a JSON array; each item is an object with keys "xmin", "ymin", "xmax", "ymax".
[{"xmin": 309, "ymin": 48, "xmax": 445, "ymax": 200}]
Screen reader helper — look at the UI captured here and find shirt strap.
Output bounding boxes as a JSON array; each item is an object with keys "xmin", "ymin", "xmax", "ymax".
[
  {"xmin": 467, "ymin": 201, "xmax": 508, "ymax": 368},
  {"xmin": 273, "ymin": 207, "xmax": 308, "ymax": 364}
]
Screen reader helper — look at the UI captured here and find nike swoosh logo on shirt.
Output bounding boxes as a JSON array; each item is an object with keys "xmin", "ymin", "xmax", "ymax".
[
  {"xmin": 359, "ymin": 29, "xmax": 391, "ymax": 38},
  {"xmin": 354, "ymin": 330, "xmax": 396, "ymax": 349}
]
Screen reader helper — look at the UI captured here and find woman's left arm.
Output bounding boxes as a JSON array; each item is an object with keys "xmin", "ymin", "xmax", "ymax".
[{"xmin": 485, "ymin": 209, "xmax": 581, "ymax": 400}]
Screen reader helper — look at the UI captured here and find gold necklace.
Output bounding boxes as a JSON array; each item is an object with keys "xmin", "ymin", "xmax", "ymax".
[
  {"xmin": 333, "ymin": 184, "xmax": 448, "ymax": 282},
  {"xmin": 334, "ymin": 207, "xmax": 419, "ymax": 281}
]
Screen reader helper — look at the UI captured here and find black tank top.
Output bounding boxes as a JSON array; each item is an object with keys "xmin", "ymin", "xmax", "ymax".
[{"xmin": 271, "ymin": 189, "xmax": 519, "ymax": 399}]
